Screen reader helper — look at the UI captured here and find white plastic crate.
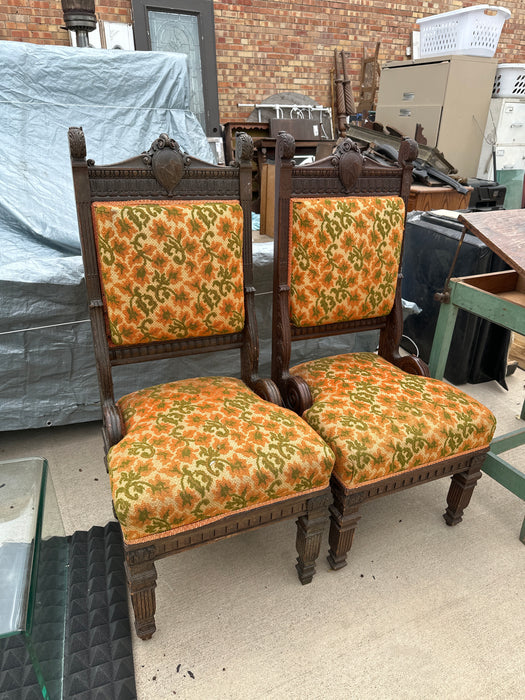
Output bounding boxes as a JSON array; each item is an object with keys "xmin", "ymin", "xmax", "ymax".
[
  {"xmin": 417, "ymin": 5, "xmax": 511, "ymax": 58},
  {"xmin": 492, "ymin": 64, "xmax": 525, "ymax": 97}
]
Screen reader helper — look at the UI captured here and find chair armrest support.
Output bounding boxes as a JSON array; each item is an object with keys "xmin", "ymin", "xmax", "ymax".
[
  {"xmin": 102, "ymin": 399, "xmax": 124, "ymax": 452},
  {"xmin": 391, "ymin": 354, "xmax": 430, "ymax": 377},
  {"xmin": 252, "ymin": 378, "xmax": 284, "ymax": 407},
  {"xmin": 285, "ymin": 375, "xmax": 313, "ymax": 414}
]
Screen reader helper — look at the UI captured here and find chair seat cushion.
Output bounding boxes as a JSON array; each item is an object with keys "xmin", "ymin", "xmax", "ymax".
[
  {"xmin": 290, "ymin": 352, "xmax": 496, "ymax": 485},
  {"xmin": 108, "ymin": 376, "xmax": 335, "ymax": 542}
]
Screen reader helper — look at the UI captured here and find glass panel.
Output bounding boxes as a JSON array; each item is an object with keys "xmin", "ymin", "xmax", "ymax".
[
  {"xmin": 29, "ymin": 464, "xmax": 67, "ymax": 700},
  {"xmin": 0, "ymin": 457, "xmax": 67, "ymax": 699},
  {"xmin": 148, "ymin": 10, "xmax": 206, "ymax": 131},
  {"xmin": 0, "ymin": 457, "xmax": 45, "ymax": 637}
]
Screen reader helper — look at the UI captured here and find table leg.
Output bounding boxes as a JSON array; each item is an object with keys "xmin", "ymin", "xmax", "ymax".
[{"xmin": 428, "ymin": 300, "xmax": 459, "ymax": 380}]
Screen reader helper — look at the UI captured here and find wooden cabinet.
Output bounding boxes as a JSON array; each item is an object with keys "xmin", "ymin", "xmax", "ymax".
[
  {"xmin": 376, "ymin": 55, "xmax": 497, "ymax": 178},
  {"xmin": 408, "ymin": 184, "xmax": 472, "ymax": 212}
]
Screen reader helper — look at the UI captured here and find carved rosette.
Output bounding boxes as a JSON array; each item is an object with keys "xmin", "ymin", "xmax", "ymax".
[
  {"xmin": 331, "ymin": 138, "xmax": 364, "ymax": 192},
  {"xmin": 142, "ymin": 133, "xmax": 190, "ymax": 194}
]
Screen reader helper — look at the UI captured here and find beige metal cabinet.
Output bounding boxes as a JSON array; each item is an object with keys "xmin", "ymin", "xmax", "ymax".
[{"xmin": 375, "ymin": 55, "xmax": 497, "ymax": 178}]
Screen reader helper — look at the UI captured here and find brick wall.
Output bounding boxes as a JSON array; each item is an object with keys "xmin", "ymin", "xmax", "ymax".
[{"xmin": 1, "ymin": 1, "xmax": 524, "ymax": 123}]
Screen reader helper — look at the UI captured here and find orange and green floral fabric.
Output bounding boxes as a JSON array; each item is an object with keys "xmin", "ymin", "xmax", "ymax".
[
  {"xmin": 289, "ymin": 196, "xmax": 405, "ymax": 327},
  {"xmin": 91, "ymin": 200, "xmax": 245, "ymax": 346},
  {"xmin": 107, "ymin": 376, "xmax": 335, "ymax": 542},
  {"xmin": 290, "ymin": 352, "xmax": 496, "ymax": 485}
]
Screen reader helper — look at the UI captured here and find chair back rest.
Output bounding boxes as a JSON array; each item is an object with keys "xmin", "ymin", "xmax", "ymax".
[
  {"xmin": 272, "ymin": 132, "xmax": 417, "ymax": 384},
  {"xmin": 69, "ymin": 129, "xmax": 257, "ymax": 394}
]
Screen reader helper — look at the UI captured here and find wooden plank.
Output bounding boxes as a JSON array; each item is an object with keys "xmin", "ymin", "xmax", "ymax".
[
  {"xmin": 457, "ymin": 269, "xmax": 519, "ymax": 295},
  {"xmin": 458, "ymin": 209, "xmax": 525, "ymax": 277}
]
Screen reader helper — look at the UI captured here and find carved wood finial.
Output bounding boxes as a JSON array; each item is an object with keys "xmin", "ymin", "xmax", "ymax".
[
  {"xmin": 68, "ymin": 126, "xmax": 86, "ymax": 160},
  {"xmin": 398, "ymin": 137, "xmax": 418, "ymax": 167},
  {"xmin": 277, "ymin": 131, "xmax": 296, "ymax": 162},
  {"xmin": 142, "ymin": 134, "xmax": 189, "ymax": 194},
  {"xmin": 235, "ymin": 131, "xmax": 254, "ymax": 163},
  {"xmin": 331, "ymin": 138, "xmax": 364, "ymax": 192}
]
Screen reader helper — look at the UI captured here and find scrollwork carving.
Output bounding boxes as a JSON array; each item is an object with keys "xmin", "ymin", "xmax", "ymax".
[
  {"xmin": 252, "ymin": 377, "xmax": 284, "ymax": 407},
  {"xmin": 277, "ymin": 131, "xmax": 296, "ymax": 161},
  {"xmin": 285, "ymin": 375, "xmax": 313, "ymax": 414},
  {"xmin": 235, "ymin": 131, "xmax": 254, "ymax": 163},
  {"xmin": 331, "ymin": 138, "xmax": 364, "ymax": 192},
  {"xmin": 142, "ymin": 133, "xmax": 190, "ymax": 194},
  {"xmin": 68, "ymin": 126, "xmax": 86, "ymax": 159}
]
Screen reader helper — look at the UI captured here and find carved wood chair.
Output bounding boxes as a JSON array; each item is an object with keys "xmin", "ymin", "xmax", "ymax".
[
  {"xmin": 68, "ymin": 128, "xmax": 335, "ymax": 639},
  {"xmin": 271, "ymin": 132, "xmax": 496, "ymax": 571}
]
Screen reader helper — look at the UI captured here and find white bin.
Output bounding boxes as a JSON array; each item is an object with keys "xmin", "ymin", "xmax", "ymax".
[
  {"xmin": 417, "ymin": 5, "xmax": 511, "ymax": 58},
  {"xmin": 492, "ymin": 64, "xmax": 525, "ymax": 97}
]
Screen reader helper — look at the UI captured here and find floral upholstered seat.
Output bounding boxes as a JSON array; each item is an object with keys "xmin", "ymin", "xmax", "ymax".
[
  {"xmin": 271, "ymin": 132, "xmax": 496, "ymax": 572},
  {"xmin": 290, "ymin": 353, "xmax": 495, "ymax": 485},
  {"xmin": 109, "ymin": 376, "xmax": 333, "ymax": 542},
  {"xmin": 69, "ymin": 129, "xmax": 335, "ymax": 640}
]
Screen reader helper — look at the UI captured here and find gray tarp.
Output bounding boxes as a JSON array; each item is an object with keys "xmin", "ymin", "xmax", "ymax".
[
  {"xmin": 0, "ymin": 41, "xmax": 379, "ymax": 431},
  {"xmin": 0, "ymin": 40, "xmax": 213, "ymax": 284}
]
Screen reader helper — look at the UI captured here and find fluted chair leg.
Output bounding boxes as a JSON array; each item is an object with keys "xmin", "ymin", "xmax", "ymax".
[
  {"xmin": 327, "ymin": 476, "xmax": 363, "ymax": 570},
  {"xmin": 443, "ymin": 460, "xmax": 483, "ymax": 526},
  {"xmin": 125, "ymin": 552, "xmax": 158, "ymax": 640},
  {"xmin": 295, "ymin": 492, "xmax": 332, "ymax": 584}
]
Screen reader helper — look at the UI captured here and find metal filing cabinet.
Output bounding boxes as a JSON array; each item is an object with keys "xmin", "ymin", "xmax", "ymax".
[
  {"xmin": 477, "ymin": 98, "xmax": 525, "ymax": 208},
  {"xmin": 375, "ymin": 55, "xmax": 497, "ymax": 178}
]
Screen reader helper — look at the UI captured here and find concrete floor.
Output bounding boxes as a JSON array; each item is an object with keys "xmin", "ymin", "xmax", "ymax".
[{"xmin": 1, "ymin": 371, "xmax": 524, "ymax": 699}]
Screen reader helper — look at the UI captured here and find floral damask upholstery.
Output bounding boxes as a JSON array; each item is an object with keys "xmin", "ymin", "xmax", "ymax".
[
  {"xmin": 289, "ymin": 196, "xmax": 405, "ymax": 327},
  {"xmin": 91, "ymin": 200, "xmax": 245, "ymax": 346},
  {"xmin": 290, "ymin": 352, "xmax": 496, "ymax": 485},
  {"xmin": 107, "ymin": 376, "xmax": 335, "ymax": 542}
]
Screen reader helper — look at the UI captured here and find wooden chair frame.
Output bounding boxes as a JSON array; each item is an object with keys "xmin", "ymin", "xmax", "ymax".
[
  {"xmin": 271, "ymin": 132, "xmax": 489, "ymax": 570},
  {"xmin": 68, "ymin": 128, "xmax": 332, "ymax": 639}
]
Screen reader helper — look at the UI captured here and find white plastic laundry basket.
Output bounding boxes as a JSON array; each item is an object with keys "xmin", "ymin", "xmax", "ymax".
[
  {"xmin": 417, "ymin": 5, "xmax": 511, "ymax": 58},
  {"xmin": 492, "ymin": 64, "xmax": 525, "ymax": 97}
]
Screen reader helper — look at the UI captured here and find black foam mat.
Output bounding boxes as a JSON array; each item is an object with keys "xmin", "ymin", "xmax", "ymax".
[{"xmin": 0, "ymin": 522, "xmax": 136, "ymax": 700}]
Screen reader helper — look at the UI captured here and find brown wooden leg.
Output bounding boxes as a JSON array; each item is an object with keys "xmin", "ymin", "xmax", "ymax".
[
  {"xmin": 125, "ymin": 546, "xmax": 158, "ymax": 640},
  {"xmin": 443, "ymin": 462, "xmax": 483, "ymax": 526},
  {"xmin": 295, "ymin": 491, "xmax": 332, "ymax": 584},
  {"xmin": 327, "ymin": 476, "xmax": 363, "ymax": 570}
]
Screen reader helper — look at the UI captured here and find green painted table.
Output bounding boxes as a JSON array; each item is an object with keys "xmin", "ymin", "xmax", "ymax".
[{"xmin": 428, "ymin": 209, "xmax": 525, "ymax": 543}]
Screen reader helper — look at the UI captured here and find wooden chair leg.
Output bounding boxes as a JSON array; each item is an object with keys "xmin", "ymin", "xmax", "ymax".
[
  {"xmin": 443, "ymin": 462, "xmax": 483, "ymax": 526},
  {"xmin": 295, "ymin": 491, "xmax": 332, "ymax": 584},
  {"xmin": 327, "ymin": 476, "xmax": 363, "ymax": 570},
  {"xmin": 125, "ymin": 548, "xmax": 158, "ymax": 640}
]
